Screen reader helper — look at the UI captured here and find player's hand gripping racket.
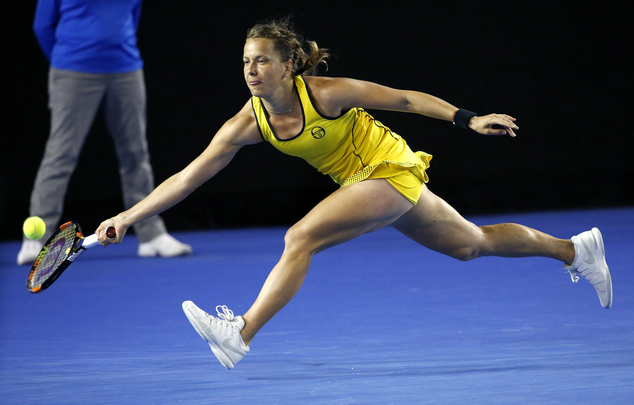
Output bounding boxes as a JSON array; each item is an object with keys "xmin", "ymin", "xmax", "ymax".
[{"xmin": 26, "ymin": 221, "xmax": 115, "ymax": 293}]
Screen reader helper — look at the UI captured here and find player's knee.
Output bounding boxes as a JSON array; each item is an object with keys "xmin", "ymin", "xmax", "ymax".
[
  {"xmin": 450, "ymin": 226, "xmax": 490, "ymax": 261},
  {"xmin": 283, "ymin": 224, "xmax": 314, "ymax": 255},
  {"xmin": 450, "ymin": 245, "xmax": 481, "ymax": 261}
]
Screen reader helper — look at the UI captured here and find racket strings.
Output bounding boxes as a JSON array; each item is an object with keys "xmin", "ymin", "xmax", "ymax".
[{"xmin": 31, "ymin": 226, "xmax": 77, "ymax": 288}]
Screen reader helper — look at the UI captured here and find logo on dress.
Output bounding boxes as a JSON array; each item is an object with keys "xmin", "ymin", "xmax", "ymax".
[{"xmin": 311, "ymin": 126, "xmax": 326, "ymax": 139}]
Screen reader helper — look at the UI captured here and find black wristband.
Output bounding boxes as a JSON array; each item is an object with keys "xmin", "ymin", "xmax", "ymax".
[{"xmin": 453, "ymin": 109, "xmax": 477, "ymax": 130}]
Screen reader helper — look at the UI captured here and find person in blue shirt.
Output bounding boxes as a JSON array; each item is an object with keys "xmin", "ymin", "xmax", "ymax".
[{"xmin": 18, "ymin": 0, "xmax": 192, "ymax": 265}]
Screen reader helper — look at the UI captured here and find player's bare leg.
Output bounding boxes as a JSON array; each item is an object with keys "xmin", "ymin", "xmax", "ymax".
[
  {"xmin": 392, "ymin": 183, "xmax": 575, "ymax": 262},
  {"xmin": 392, "ymin": 183, "xmax": 611, "ymax": 308},
  {"xmin": 182, "ymin": 182, "xmax": 610, "ymax": 369},
  {"xmin": 240, "ymin": 179, "xmax": 414, "ymax": 345}
]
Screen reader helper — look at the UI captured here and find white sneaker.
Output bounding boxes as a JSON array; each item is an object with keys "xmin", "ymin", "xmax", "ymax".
[
  {"xmin": 564, "ymin": 227, "xmax": 613, "ymax": 308},
  {"xmin": 17, "ymin": 239, "xmax": 44, "ymax": 266},
  {"xmin": 182, "ymin": 301, "xmax": 250, "ymax": 369},
  {"xmin": 137, "ymin": 233, "xmax": 192, "ymax": 257}
]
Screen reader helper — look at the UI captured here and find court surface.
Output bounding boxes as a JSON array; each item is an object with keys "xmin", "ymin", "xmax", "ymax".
[{"xmin": 1, "ymin": 208, "xmax": 633, "ymax": 404}]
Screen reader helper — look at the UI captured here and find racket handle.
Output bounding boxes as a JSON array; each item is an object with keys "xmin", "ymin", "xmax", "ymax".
[{"xmin": 82, "ymin": 226, "xmax": 116, "ymax": 249}]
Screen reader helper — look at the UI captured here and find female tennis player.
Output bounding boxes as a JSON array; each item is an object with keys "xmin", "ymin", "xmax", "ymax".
[{"xmin": 96, "ymin": 19, "xmax": 612, "ymax": 369}]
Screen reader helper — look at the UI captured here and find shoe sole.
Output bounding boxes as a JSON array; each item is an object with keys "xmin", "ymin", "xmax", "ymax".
[
  {"xmin": 138, "ymin": 248, "xmax": 192, "ymax": 258},
  {"xmin": 591, "ymin": 228, "xmax": 613, "ymax": 309},
  {"xmin": 182, "ymin": 301, "xmax": 236, "ymax": 369}
]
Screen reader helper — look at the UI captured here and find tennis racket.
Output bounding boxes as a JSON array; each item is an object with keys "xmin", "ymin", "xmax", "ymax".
[{"xmin": 26, "ymin": 221, "xmax": 115, "ymax": 294}]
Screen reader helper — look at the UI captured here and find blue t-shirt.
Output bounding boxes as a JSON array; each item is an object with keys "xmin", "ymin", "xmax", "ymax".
[{"xmin": 33, "ymin": 0, "xmax": 143, "ymax": 73}]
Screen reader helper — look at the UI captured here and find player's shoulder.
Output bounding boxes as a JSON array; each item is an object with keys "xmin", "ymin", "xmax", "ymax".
[
  {"xmin": 219, "ymin": 99, "xmax": 261, "ymax": 145},
  {"xmin": 303, "ymin": 75, "xmax": 339, "ymax": 90},
  {"xmin": 303, "ymin": 76, "xmax": 359, "ymax": 115},
  {"xmin": 221, "ymin": 99, "xmax": 255, "ymax": 128},
  {"xmin": 304, "ymin": 76, "xmax": 357, "ymax": 86},
  {"xmin": 303, "ymin": 76, "xmax": 360, "ymax": 98},
  {"xmin": 234, "ymin": 99, "xmax": 257, "ymax": 121}
]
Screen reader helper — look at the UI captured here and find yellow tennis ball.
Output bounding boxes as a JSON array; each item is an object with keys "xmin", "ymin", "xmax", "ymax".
[{"xmin": 23, "ymin": 217, "xmax": 46, "ymax": 240}]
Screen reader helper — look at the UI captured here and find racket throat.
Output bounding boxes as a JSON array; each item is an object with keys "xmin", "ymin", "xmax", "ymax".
[{"xmin": 67, "ymin": 245, "xmax": 88, "ymax": 263}]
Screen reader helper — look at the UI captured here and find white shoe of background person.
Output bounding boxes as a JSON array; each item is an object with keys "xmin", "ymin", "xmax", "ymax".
[
  {"xmin": 137, "ymin": 233, "xmax": 192, "ymax": 258},
  {"xmin": 16, "ymin": 239, "xmax": 44, "ymax": 266},
  {"xmin": 564, "ymin": 227, "xmax": 613, "ymax": 308}
]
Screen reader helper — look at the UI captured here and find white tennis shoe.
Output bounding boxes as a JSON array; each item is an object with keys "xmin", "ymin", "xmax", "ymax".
[
  {"xmin": 182, "ymin": 301, "xmax": 250, "ymax": 369},
  {"xmin": 138, "ymin": 233, "xmax": 192, "ymax": 257},
  {"xmin": 564, "ymin": 227, "xmax": 612, "ymax": 308},
  {"xmin": 17, "ymin": 239, "xmax": 44, "ymax": 265}
]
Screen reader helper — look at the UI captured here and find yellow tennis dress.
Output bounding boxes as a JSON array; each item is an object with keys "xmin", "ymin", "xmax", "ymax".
[{"xmin": 251, "ymin": 76, "xmax": 432, "ymax": 204}]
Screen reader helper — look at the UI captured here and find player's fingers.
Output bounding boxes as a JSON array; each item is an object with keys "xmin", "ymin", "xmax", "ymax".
[
  {"xmin": 97, "ymin": 223, "xmax": 119, "ymax": 245},
  {"xmin": 494, "ymin": 115, "xmax": 519, "ymax": 128},
  {"xmin": 472, "ymin": 114, "xmax": 518, "ymax": 136},
  {"xmin": 97, "ymin": 228, "xmax": 110, "ymax": 246},
  {"xmin": 488, "ymin": 128, "xmax": 509, "ymax": 136},
  {"xmin": 496, "ymin": 124, "xmax": 517, "ymax": 137},
  {"xmin": 496, "ymin": 113, "xmax": 516, "ymax": 121}
]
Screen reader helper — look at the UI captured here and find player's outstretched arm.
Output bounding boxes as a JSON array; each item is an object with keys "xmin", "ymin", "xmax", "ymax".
[
  {"xmin": 96, "ymin": 102, "xmax": 262, "ymax": 245},
  {"xmin": 309, "ymin": 77, "xmax": 518, "ymax": 137}
]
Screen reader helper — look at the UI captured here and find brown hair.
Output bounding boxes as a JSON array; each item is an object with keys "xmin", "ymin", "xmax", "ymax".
[{"xmin": 246, "ymin": 17, "xmax": 329, "ymax": 76}]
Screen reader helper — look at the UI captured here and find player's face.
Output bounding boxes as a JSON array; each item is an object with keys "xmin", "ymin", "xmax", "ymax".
[{"xmin": 243, "ymin": 38, "xmax": 291, "ymax": 97}]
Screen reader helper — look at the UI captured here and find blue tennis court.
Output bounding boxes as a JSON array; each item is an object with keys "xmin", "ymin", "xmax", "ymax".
[{"xmin": 1, "ymin": 208, "xmax": 632, "ymax": 404}]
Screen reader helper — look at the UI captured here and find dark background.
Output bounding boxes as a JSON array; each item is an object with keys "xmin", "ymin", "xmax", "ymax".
[{"xmin": 2, "ymin": 1, "xmax": 632, "ymax": 241}]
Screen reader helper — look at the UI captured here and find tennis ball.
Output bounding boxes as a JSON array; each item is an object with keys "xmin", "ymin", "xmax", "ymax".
[{"xmin": 23, "ymin": 216, "xmax": 46, "ymax": 240}]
